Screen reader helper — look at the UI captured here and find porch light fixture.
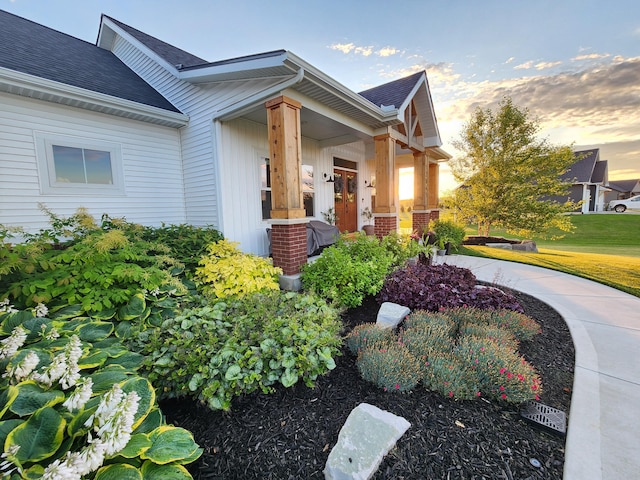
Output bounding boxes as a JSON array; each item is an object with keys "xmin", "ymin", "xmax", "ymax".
[
  {"xmin": 364, "ymin": 179, "xmax": 375, "ymax": 188},
  {"xmin": 324, "ymin": 173, "xmax": 335, "ymax": 183}
]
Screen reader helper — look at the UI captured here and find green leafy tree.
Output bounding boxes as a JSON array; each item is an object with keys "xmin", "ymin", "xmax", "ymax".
[{"xmin": 450, "ymin": 97, "xmax": 578, "ymax": 237}]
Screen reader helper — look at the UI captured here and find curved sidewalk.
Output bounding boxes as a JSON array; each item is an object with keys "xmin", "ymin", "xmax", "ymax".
[{"xmin": 437, "ymin": 255, "xmax": 640, "ymax": 480}]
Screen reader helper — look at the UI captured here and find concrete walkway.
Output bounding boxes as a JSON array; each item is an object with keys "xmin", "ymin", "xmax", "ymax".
[{"xmin": 435, "ymin": 255, "xmax": 640, "ymax": 480}]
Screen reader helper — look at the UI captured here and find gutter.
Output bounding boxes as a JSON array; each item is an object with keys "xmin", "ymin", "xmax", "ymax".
[{"xmin": 213, "ymin": 67, "xmax": 305, "ymax": 121}]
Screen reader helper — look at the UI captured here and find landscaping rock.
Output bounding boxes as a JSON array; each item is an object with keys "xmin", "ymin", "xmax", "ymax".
[
  {"xmin": 324, "ymin": 403, "xmax": 411, "ymax": 480},
  {"xmin": 513, "ymin": 240, "xmax": 538, "ymax": 252},
  {"xmin": 486, "ymin": 243, "xmax": 513, "ymax": 250},
  {"xmin": 376, "ymin": 302, "xmax": 410, "ymax": 329}
]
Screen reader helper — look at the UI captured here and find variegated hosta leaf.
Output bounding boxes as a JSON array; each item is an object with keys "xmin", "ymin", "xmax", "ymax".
[
  {"xmin": 10, "ymin": 381, "xmax": 65, "ymax": 416},
  {"xmin": 94, "ymin": 463, "xmax": 143, "ymax": 480},
  {"xmin": 140, "ymin": 426, "xmax": 202, "ymax": 465},
  {"xmin": 141, "ymin": 461, "xmax": 193, "ymax": 480},
  {"xmin": 6, "ymin": 406, "xmax": 65, "ymax": 463}
]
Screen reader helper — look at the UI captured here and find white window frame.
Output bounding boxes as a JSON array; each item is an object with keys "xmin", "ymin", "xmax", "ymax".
[{"xmin": 35, "ymin": 132, "xmax": 125, "ymax": 195}]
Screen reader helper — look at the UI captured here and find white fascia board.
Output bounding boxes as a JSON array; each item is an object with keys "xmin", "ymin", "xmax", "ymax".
[
  {"xmin": 284, "ymin": 52, "xmax": 401, "ymax": 123},
  {"xmin": 0, "ymin": 67, "xmax": 189, "ymax": 127},
  {"xmin": 178, "ymin": 53, "xmax": 291, "ymax": 83},
  {"xmin": 98, "ymin": 19, "xmax": 182, "ymax": 74}
]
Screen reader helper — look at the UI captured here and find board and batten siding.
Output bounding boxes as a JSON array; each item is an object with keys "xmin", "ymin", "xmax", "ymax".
[
  {"xmin": 219, "ymin": 118, "xmax": 370, "ymax": 256},
  {"xmin": 110, "ymin": 35, "xmax": 286, "ymax": 233},
  {"xmin": 0, "ymin": 92, "xmax": 185, "ymax": 233}
]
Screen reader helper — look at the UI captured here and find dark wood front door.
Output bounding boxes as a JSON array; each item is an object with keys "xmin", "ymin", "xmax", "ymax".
[{"xmin": 334, "ymin": 168, "xmax": 357, "ymax": 232}]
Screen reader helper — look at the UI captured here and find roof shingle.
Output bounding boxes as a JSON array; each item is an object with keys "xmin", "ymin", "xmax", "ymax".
[{"xmin": 358, "ymin": 71, "xmax": 424, "ymax": 108}]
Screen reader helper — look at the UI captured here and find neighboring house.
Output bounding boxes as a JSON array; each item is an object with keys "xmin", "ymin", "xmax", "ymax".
[
  {"xmin": 561, "ymin": 149, "xmax": 609, "ymax": 213},
  {"xmin": 0, "ymin": 10, "xmax": 448, "ymax": 276},
  {"xmin": 605, "ymin": 178, "xmax": 640, "ymax": 203}
]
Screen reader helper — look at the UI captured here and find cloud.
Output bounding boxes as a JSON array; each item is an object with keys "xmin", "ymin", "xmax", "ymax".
[
  {"xmin": 329, "ymin": 42, "xmax": 400, "ymax": 58},
  {"xmin": 377, "ymin": 46, "xmax": 400, "ymax": 57},
  {"xmin": 329, "ymin": 42, "xmax": 355, "ymax": 54},
  {"xmin": 534, "ymin": 61, "xmax": 562, "ymax": 70},
  {"xmin": 505, "ymin": 57, "xmax": 515, "ymax": 64},
  {"xmin": 573, "ymin": 53, "xmax": 610, "ymax": 61},
  {"xmin": 514, "ymin": 61, "xmax": 534, "ymax": 70}
]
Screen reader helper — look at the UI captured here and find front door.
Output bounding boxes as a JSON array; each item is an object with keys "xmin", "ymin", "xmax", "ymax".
[{"xmin": 334, "ymin": 168, "xmax": 357, "ymax": 232}]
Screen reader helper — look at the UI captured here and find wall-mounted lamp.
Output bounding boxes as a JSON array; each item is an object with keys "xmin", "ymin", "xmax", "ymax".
[
  {"xmin": 323, "ymin": 173, "xmax": 335, "ymax": 183},
  {"xmin": 364, "ymin": 179, "xmax": 375, "ymax": 188}
]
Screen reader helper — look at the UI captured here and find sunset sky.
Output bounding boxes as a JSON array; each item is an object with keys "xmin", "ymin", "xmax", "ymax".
[{"xmin": 5, "ymin": 0, "xmax": 639, "ymax": 195}]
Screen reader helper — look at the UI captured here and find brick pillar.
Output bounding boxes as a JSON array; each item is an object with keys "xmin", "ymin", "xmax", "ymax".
[
  {"xmin": 429, "ymin": 210, "xmax": 440, "ymax": 222},
  {"xmin": 270, "ymin": 222, "xmax": 308, "ymax": 275},
  {"xmin": 412, "ymin": 211, "xmax": 430, "ymax": 235},
  {"xmin": 374, "ymin": 215, "xmax": 397, "ymax": 239}
]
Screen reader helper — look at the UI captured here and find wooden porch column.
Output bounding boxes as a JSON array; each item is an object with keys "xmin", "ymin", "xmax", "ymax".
[
  {"xmin": 412, "ymin": 150, "xmax": 430, "ymax": 235},
  {"xmin": 428, "ymin": 161, "xmax": 440, "ymax": 221},
  {"xmin": 265, "ymin": 95, "xmax": 308, "ymax": 275},
  {"xmin": 373, "ymin": 133, "xmax": 397, "ymax": 238}
]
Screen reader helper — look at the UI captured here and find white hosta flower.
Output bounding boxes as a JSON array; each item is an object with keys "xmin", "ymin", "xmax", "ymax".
[
  {"xmin": 34, "ymin": 302, "xmax": 49, "ymax": 318},
  {"xmin": 0, "ymin": 325, "xmax": 27, "ymax": 360},
  {"xmin": 0, "ymin": 444, "xmax": 22, "ymax": 477},
  {"xmin": 33, "ymin": 335, "xmax": 83, "ymax": 389},
  {"xmin": 4, "ymin": 351, "xmax": 40, "ymax": 382},
  {"xmin": 31, "ymin": 352, "xmax": 66, "ymax": 387},
  {"xmin": 40, "ymin": 456, "xmax": 80, "ymax": 480},
  {"xmin": 46, "ymin": 327, "xmax": 60, "ymax": 340},
  {"xmin": 97, "ymin": 390, "xmax": 140, "ymax": 455},
  {"xmin": 0, "ymin": 298, "xmax": 18, "ymax": 314},
  {"xmin": 63, "ymin": 377, "xmax": 93, "ymax": 412}
]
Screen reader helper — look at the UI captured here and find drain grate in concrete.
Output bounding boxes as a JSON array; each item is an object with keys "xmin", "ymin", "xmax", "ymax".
[{"xmin": 520, "ymin": 401, "xmax": 566, "ymax": 436}]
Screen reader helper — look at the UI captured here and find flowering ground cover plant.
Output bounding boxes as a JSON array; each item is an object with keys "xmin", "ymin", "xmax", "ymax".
[
  {"xmin": 347, "ymin": 306, "xmax": 542, "ymax": 403},
  {"xmin": 0, "ymin": 302, "xmax": 201, "ymax": 480}
]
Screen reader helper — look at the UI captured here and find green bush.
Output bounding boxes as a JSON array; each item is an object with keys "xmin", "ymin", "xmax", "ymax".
[
  {"xmin": 422, "ymin": 353, "xmax": 480, "ymax": 400},
  {"xmin": 2, "ymin": 229, "xmax": 186, "ymax": 312},
  {"xmin": 300, "ymin": 234, "xmax": 395, "ymax": 308},
  {"xmin": 194, "ymin": 239, "xmax": 282, "ymax": 300},
  {"xmin": 0, "ymin": 304, "xmax": 201, "ymax": 479},
  {"xmin": 443, "ymin": 307, "xmax": 541, "ymax": 342},
  {"xmin": 428, "ymin": 218, "xmax": 466, "ymax": 251},
  {"xmin": 356, "ymin": 343, "xmax": 421, "ymax": 392},
  {"xmin": 137, "ymin": 292, "xmax": 342, "ymax": 411},
  {"xmin": 345, "ymin": 323, "xmax": 394, "ymax": 355}
]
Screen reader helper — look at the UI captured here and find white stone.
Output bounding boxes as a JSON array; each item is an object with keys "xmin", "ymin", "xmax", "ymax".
[
  {"xmin": 376, "ymin": 302, "xmax": 410, "ymax": 329},
  {"xmin": 324, "ymin": 403, "xmax": 411, "ymax": 480}
]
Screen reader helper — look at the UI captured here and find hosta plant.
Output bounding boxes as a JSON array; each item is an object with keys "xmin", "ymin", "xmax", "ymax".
[{"xmin": 0, "ymin": 303, "xmax": 201, "ymax": 479}]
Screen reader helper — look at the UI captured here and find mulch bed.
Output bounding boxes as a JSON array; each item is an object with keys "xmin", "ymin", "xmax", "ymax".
[{"xmin": 161, "ymin": 288, "xmax": 575, "ymax": 479}]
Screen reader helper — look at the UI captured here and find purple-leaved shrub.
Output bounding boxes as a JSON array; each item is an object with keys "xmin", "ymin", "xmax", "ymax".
[{"xmin": 377, "ymin": 264, "xmax": 524, "ymax": 313}]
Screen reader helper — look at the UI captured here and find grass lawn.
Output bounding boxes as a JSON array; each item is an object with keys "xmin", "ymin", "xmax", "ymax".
[{"xmin": 460, "ymin": 214, "xmax": 640, "ymax": 297}]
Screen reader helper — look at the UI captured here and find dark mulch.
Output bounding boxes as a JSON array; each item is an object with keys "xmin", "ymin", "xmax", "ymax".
[{"xmin": 161, "ymin": 288, "xmax": 575, "ymax": 480}]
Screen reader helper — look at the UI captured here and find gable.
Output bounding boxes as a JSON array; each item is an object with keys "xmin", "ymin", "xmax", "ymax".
[
  {"xmin": 0, "ymin": 9, "xmax": 181, "ymax": 115},
  {"xmin": 564, "ymin": 149, "xmax": 599, "ymax": 183}
]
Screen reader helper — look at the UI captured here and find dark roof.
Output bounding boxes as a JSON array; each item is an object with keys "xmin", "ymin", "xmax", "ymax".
[
  {"xmin": 0, "ymin": 9, "xmax": 180, "ymax": 113},
  {"xmin": 563, "ymin": 149, "xmax": 600, "ymax": 183},
  {"xmin": 358, "ymin": 71, "xmax": 424, "ymax": 108},
  {"xmin": 103, "ymin": 15, "xmax": 207, "ymax": 69},
  {"xmin": 591, "ymin": 160, "xmax": 608, "ymax": 184},
  {"xmin": 609, "ymin": 179, "xmax": 640, "ymax": 193}
]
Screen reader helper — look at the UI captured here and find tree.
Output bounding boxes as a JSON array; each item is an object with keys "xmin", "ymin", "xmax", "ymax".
[{"xmin": 449, "ymin": 97, "xmax": 578, "ymax": 237}]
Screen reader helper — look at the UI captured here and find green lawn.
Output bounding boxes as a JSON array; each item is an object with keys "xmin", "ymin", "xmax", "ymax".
[{"xmin": 460, "ymin": 214, "xmax": 640, "ymax": 297}]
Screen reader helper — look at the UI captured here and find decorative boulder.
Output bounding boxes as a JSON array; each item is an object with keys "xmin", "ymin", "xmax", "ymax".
[
  {"xmin": 376, "ymin": 302, "xmax": 410, "ymax": 330},
  {"xmin": 324, "ymin": 403, "xmax": 411, "ymax": 480}
]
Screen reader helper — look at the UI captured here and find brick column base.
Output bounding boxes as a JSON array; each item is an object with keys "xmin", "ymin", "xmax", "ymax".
[
  {"xmin": 412, "ymin": 211, "xmax": 430, "ymax": 235},
  {"xmin": 271, "ymin": 223, "xmax": 308, "ymax": 275},
  {"xmin": 374, "ymin": 215, "xmax": 397, "ymax": 239},
  {"xmin": 429, "ymin": 210, "xmax": 440, "ymax": 222}
]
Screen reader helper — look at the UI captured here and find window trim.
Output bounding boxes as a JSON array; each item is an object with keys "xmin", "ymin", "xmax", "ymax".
[{"xmin": 35, "ymin": 132, "xmax": 125, "ymax": 195}]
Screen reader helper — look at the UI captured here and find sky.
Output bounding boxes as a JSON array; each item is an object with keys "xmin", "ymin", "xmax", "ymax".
[{"xmin": 4, "ymin": 0, "xmax": 640, "ymax": 195}]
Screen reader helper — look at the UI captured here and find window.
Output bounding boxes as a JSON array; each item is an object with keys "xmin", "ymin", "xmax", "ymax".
[
  {"xmin": 260, "ymin": 157, "xmax": 314, "ymax": 219},
  {"xmin": 36, "ymin": 133, "xmax": 124, "ymax": 195}
]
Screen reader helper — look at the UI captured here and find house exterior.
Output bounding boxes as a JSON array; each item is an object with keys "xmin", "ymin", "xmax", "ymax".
[
  {"xmin": 562, "ymin": 149, "xmax": 609, "ymax": 213},
  {"xmin": 605, "ymin": 178, "xmax": 640, "ymax": 204},
  {"xmin": 0, "ymin": 10, "xmax": 449, "ymax": 275}
]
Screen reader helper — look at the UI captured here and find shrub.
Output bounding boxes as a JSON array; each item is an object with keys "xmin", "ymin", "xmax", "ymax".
[
  {"xmin": 443, "ymin": 307, "xmax": 538, "ymax": 341},
  {"xmin": 377, "ymin": 264, "xmax": 524, "ymax": 313},
  {"xmin": 400, "ymin": 320, "xmax": 455, "ymax": 360},
  {"xmin": 422, "ymin": 353, "xmax": 480, "ymax": 400},
  {"xmin": 137, "ymin": 292, "xmax": 342, "ymax": 411},
  {"xmin": 0, "ymin": 304, "xmax": 201, "ymax": 479},
  {"xmin": 455, "ymin": 336, "xmax": 542, "ymax": 403},
  {"xmin": 356, "ymin": 343, "xmax": 421, "ymax": 392},
  {"xmin": 345, "ymin": 323, "xmax": 394, "ymax": 355},
  {"xmin": 2, "ymin": 229, "xmax": 186, "ymax": 312},
  {"xmin": 195, "ymin": 240, "xmax": 282, "ymax": 300},
  {"xmin": 428, "ymin": 218, "xmax": 466, "ymax": 251},
  {"xmin": 301, "ymin": 234, "xmax": 394, "ymax": 308}
]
